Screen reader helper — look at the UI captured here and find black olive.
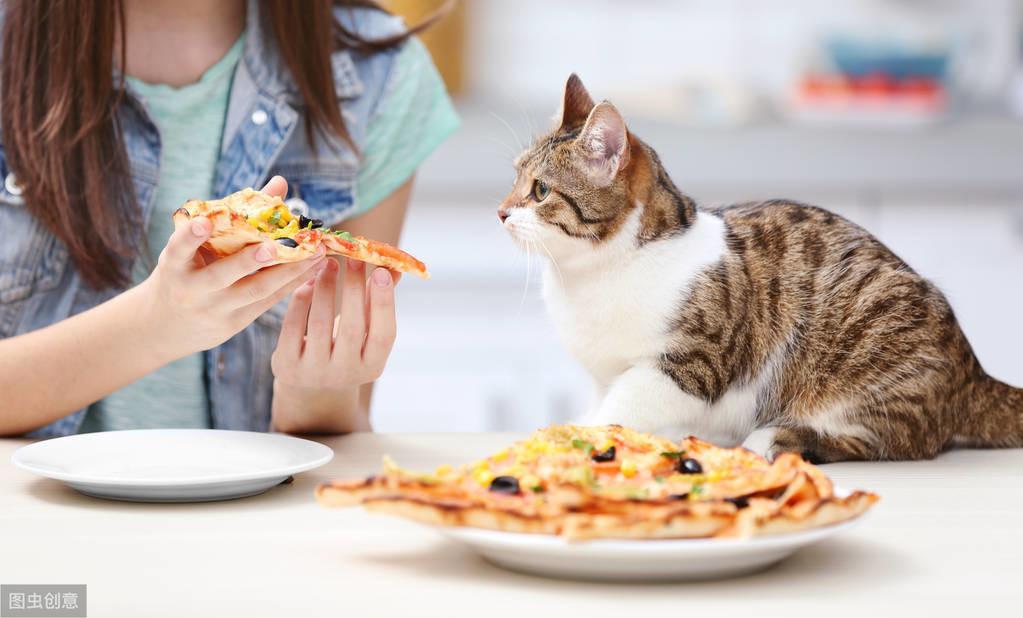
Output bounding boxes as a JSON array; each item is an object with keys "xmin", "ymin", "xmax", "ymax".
[
  {"xmin": 276, "ymin": 237, "xmax": 299, "ymax": 248},
  {"xmin": 725, "ymin": 496, "xmax": 749, "ymax": 509},
  {"xmin": 488, "ymin": 476, "xmax": 520, "ymax": 495},
  {"xmin": 676, "ymin": 458, "xmax": 703, "ymax": 474},
  {"xmin": 591, "ymin": 446, "xmax": 616, "ymax": 462},
  {"xmin": 668, "ymin": 493, "xmax": 689, "ymax": 501},
  {"xmin": 299, "ymin": 215, "xmax": 324, "ymax": 229}
]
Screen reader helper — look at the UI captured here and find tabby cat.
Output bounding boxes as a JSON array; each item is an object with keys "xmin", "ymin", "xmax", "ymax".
[{"xmin": 497, "ymin": 74, "xmax": 1022, "ymax": 462}]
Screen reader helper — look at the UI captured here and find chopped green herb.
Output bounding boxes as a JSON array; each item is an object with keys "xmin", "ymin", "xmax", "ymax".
[
  {"xmin": 332, "ymin": 230, "xmax": 355, "ymax": 242},
  {"xmin": 654, "ymin": 476, "xmax": 665, "ymax": 484},
  {"xmin": 571, "ymin": 439, "xmax": 594, "ymax": 455},
  {"xmin": 690, "ymin": 484, "xmax": 704, "ymax": 496},
  {"xmin": 530, "ymin": 485, "xmax": 545, "ymax": 493},
  {"xmin": 268, "ymin": 210, "xmax": 282, "ymax": 226},
  {"xmin": 660, "ymin": 451, "xmax": 685, "ymax": 459}
]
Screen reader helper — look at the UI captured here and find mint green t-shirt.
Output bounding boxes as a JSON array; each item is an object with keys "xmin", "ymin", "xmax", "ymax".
[
  {"xmin": 80, "ymin": 36, "xmax": 458, "ymax": 433},
  {"xmin": 80, "ymin": 36, "xmax": 245, "ymax": 433}
]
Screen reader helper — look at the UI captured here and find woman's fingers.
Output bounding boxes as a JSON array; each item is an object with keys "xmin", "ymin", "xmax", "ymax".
[
  {"xmin": 362, "ymin": 267, "xmax": 397, "ymax": 378},
  {"xmin": 161, "ymin": 215, "xmax": 211, "ymax": 272},
  {"xmin": 275, "ymin": 278, "xmax": 316, "ymax": 361},
  {"xmin": 261, "ymin": 175, "xmax": 288, "ymax": 198},
  {"xmin": 224, "ymin": 254, "xmax": 324, "ymax": 307},
  {"xmin": 304, "ymin": 259, "xmax": 340, "ymax": 361},
  {"xmin": 202, "ymin": 243, "xmax": 317, "ymax": 291},
  {"xmin": 200, "ymin": 241, "xmax": 281, "ymax": 289},
  {"xmin": 237, "ymin": 261, "xmax": 320, "ymax": 321},
  {"xmin": 332, "ymin": 258, "xmax": 367, "ymax": 366}
]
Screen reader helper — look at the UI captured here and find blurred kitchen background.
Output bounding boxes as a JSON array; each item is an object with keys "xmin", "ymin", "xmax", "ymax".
[{"xmin": 373, "ymin": 0, "xmax": 1023, "ymax": 431}]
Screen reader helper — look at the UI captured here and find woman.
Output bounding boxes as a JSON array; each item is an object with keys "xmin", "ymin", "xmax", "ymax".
[{"xmin": 0, "ymin": 0, "xmax": 458, "ymax": 436}]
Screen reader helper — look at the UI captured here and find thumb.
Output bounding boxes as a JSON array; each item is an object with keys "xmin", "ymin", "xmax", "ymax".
[
  {"xmin": 261, "ymin": 175, "xmax": 288, "ymax": 199},
  {"xmin": 164, "ymin": 210, "xmax": 212, "ymax": 269}
]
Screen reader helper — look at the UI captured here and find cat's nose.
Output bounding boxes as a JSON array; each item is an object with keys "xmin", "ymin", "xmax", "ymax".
[{"xmin": 498, "ymin": 209, "xmax": 510, "ymax": 223}]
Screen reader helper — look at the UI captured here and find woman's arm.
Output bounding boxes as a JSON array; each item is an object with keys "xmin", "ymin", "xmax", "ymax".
[
  {"xmin": 0, "ymin": 180, "xmax": 322, "ymax": 436},
  {"xmin": 0, "ymin": 283, "xmax": 186, "ymax": 435},
  {"xmin": 270, "ymin": 176, "xmax": 413, "ymax": 434}
]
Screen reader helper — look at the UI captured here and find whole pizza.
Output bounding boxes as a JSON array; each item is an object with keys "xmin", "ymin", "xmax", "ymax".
[
  {"xmin": 173, "ymin": 188, "xmax": 429, "ymax": 278},
  {"xmin": 317, "ymin": 425, "xmax": 878, "ymax": 540}
]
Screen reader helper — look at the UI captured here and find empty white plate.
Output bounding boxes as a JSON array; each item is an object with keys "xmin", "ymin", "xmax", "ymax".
[
  {"xmin": 12, "ymin": 429, "xmax": 334, "ymax": 502},
  {"xmin": 439, "ymin": 495, "xmax": 867, "ymax": 581}
]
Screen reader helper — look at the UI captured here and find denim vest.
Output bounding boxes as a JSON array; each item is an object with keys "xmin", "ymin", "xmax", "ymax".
[{"xmin": 0, "ymin": 3, "xmax": 408, "ymax": 437}]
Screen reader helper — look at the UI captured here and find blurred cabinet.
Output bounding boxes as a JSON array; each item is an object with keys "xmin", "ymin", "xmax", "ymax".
[{"xmin": 384, "ymin": 0, "xmax": 467, "ymax": 96}]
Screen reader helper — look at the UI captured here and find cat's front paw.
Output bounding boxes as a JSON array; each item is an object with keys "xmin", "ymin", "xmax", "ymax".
[
  {"xmin": 741, "ymin": 427, "xmax": 779, "ymax": 460},
  {"xmin": 756, "ymin": 427, "xmax": 837, "ymax": 464}
]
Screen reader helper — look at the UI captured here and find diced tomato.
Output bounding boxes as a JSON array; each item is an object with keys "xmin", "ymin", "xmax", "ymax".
[{"xmin": 294, "ymin": 229, "xmax": 322, "ymax": 244}]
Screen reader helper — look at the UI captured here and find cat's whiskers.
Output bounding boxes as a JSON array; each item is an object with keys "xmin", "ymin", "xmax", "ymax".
[
  {"xmin": 515, "ymin": 98, "xmax": 538, "ymax": 149},
  {"xmin": 490, "ymin": 111, "xmax": 525, "ymax": 153},
  {"xmin": 517, "ymin": 236, "xmax": 538, "ymax": 314},
  {"xmin": 484, "ymin": 135, "xmax": 524, "ymax": 160},
  {"xmin": 535, "ymin": 234, "xmax": 565, "ymax": 287}
]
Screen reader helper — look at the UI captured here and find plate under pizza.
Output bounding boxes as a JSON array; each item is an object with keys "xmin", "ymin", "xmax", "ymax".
[
  {"xmin": 436, "ymin": 506, "xmax": 865, "ymax": 581},
  {"xmin": 318, "ymin": 424, "xmax": 878, "ymax": 580}
]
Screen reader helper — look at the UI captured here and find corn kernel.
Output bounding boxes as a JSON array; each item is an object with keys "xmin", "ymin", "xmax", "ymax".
[
  {"xmin": 474, "ymin": 469, "xmax": 494, "ymax": 486},
  {"xmin": 598, "ymin": 438, "xmax": 616, "ymax": 452},
  {"xmin": 434, "ymin": 464, "xmax": 452, "ymax": 477},
  {"xmin": 492, "ymin": 448, "xmax": 509, "ymax": 462},
  {"xmin": 620, "ymin": 460, "xmax": 637, "ymax": 478},
  {"xmin": 272, "ymin": 220, "xmax": 299, "ymax": 239}
]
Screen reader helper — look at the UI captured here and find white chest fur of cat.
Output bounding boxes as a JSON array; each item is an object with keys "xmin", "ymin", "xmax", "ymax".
[{"xmin": 523, "ymin": 206, "xmax": 766, "ymax": 447}]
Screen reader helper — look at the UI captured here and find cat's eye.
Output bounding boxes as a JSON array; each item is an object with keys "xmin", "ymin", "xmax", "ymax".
[{"xmin": 531, "ymin": 179, "xmax": 551, "ymax": 202}]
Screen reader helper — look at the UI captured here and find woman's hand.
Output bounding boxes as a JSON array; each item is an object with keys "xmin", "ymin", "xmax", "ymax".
[
  {"xmin": 138, "ymin": 179, "xmax": 326, "ymax": 359},
  {"xmin": 270, "ymin": 257, "xmax": 398, "ymax": 434}
]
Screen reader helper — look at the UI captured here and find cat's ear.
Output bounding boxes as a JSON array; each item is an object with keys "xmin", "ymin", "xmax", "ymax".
[
  {"xmin": 559, "ymin": 73, "xmax": 595, "ymax": 129},
  {"xmin": 575, "ymin": 101, "xmax": 630, "ymax": 186}
]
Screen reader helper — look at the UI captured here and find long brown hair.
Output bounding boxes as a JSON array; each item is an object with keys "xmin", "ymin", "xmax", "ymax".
[{"xmin": 1, "ymin": 0, "xmax": 439, "ymax": 289}]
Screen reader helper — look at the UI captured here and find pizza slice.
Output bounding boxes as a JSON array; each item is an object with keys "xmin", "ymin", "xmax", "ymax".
[
  {"xmin": 172, "ymin": 188, "xmax": 429, "ymax": 278},
  {"xmin": 317, "ymin": 424, "xmax": 878, "ymax": 540}
]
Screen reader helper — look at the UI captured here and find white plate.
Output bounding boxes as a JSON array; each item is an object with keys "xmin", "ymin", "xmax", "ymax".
[
  {"xmin": 12, "ymin": 429, "xmax": 333, "ymax": 502},
  {"xmin": 440, "ymin": 497, "xmax": 867, "ymax": 581}
]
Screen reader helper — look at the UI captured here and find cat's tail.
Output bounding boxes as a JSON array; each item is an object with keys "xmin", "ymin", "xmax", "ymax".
[{"xmin": 955, "ymin": 376, "xmax": 1023, "ymax": 448}]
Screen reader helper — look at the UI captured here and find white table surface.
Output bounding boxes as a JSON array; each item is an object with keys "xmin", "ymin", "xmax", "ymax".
[{"xmin": 2, "ymin": 433, "xmax": 1021, "ymax": 617}]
